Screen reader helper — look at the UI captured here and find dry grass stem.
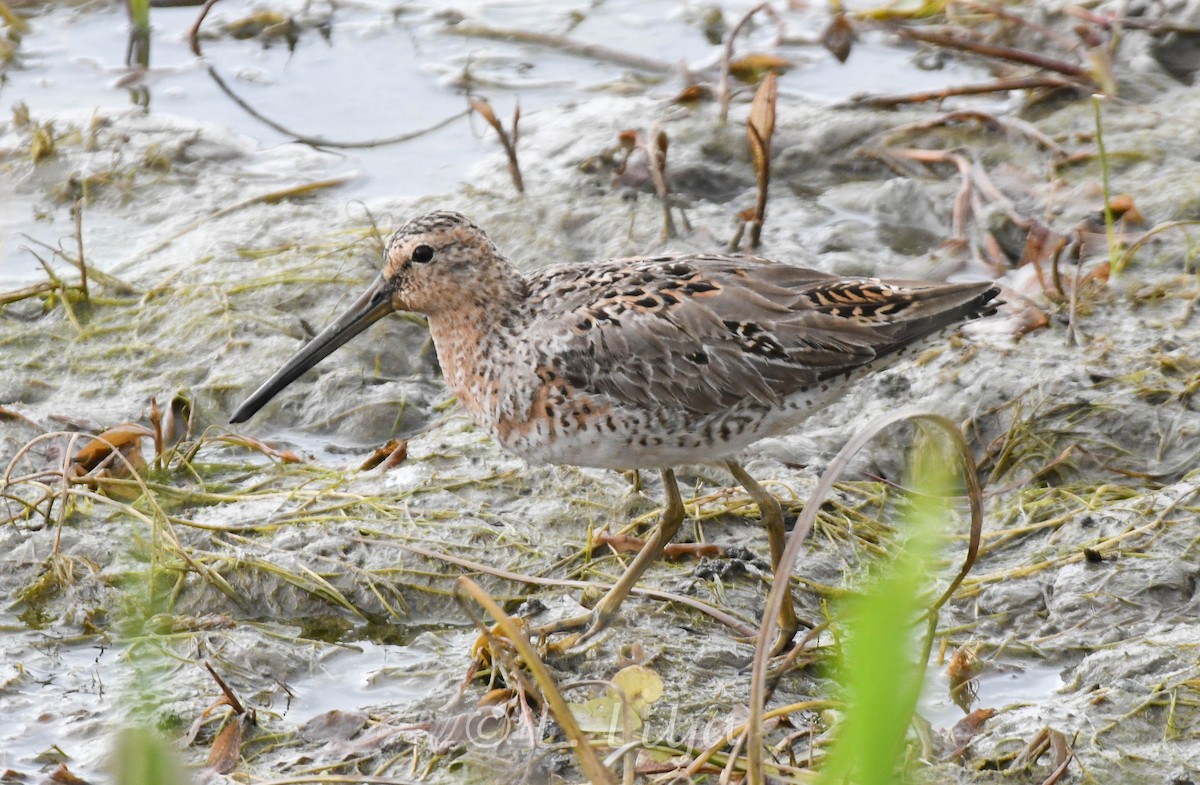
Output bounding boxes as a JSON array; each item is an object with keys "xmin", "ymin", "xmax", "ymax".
[
  {"xmin": 448, "ymin": 23, "xmax": 674, "ymax": 74},
  {"xmin": 718, "ymin": 3, "xmax": 780, "ymax": 122},
  {"xmin": 455, "ymin": 577, "xmax": 617, "ymax": 785},
  {"xmin": 469, "ymin": 98, "xmax": 524, "ymax": 194}
]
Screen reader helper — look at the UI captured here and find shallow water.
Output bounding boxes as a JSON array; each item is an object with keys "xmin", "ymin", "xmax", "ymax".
[
  {"xmin": 0, "ymin": 620, "xmax": 115, "ymax": 776},
  {"xmin": 0, "ymin": 0, "xmax": 987, "ymax": 284},
  {"xmin": 283, "ymin": 638, "xmax": 450, "ymax": 725},
  {"xmin": 920, "ymin": 657, "xmax": 1065, "ymax": 730}
]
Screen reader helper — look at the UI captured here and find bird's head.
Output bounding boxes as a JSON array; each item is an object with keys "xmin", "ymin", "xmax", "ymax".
[{"xmin": 228, "ymin": 210, "xmax": 507, "ymax": 424}]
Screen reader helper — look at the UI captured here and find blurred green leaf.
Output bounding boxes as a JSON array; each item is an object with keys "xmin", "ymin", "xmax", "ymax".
[
  {"xmin": 113, "ymin": 726, "xmax": 186, "ymax": 785},
  {"xmin": 818, "ymin": 436, "xmax": 957, "ymax": 785}
]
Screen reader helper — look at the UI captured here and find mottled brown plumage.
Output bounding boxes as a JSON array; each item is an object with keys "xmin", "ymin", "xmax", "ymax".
[{"xmin": 231, "ymin": 210, "xmax": 999, "ymax": 648}]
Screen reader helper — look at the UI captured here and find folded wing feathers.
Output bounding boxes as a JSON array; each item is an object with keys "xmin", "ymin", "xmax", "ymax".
[{"xmin": 532, "ymin": 257, "xmax": 998, "ymax": 415}]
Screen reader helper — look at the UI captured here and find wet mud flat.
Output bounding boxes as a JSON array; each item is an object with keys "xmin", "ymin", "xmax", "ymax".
[{"xmin": 2, "ymin": 1, "xmax": 1200, "ymax": 783}]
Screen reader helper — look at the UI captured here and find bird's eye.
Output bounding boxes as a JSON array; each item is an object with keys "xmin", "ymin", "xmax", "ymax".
[{"xmin": 412, "ymin": 244, "xmax": 435, "ymax": 264}]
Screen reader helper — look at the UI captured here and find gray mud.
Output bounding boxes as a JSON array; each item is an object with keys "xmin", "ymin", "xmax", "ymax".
[{"xmin": 3, "ymin": 1, "xmax": 1200, "ymax": 783}]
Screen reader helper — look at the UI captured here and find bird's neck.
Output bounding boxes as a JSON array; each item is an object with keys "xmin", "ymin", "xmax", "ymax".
[{"xmin": 426, "ymin": 268, "xmax": 530, "ymax": 427}]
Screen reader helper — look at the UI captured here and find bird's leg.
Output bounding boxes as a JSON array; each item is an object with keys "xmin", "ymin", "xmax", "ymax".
[
  {"xmin": 726, "ymin": 460, "xmax": 799, "ymax": 655},
  {"xmin": 532, "ymin": 468, "xmax": 685, "ymax": 647}
]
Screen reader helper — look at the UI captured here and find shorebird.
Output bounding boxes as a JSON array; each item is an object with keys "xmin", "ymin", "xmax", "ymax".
[{"xmin": 231, "ymin": 210, "xmax": 998, "ymax": 650}]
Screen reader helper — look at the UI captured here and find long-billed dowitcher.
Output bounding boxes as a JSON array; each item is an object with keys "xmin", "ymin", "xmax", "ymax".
[{"xmin": 231, "ymin": 210, "xmax": 999, "ymax": 650}]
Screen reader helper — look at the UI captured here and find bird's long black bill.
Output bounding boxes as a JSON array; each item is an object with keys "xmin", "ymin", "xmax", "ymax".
[{"xmin": 229, "ymin": 273, "xmax": 395, "ymax": 424}]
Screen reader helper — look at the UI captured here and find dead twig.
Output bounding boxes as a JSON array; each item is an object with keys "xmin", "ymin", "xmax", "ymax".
[
  {"xmin": 852, "ymin": 75, "xmax": 1080, "ymax": 108},
  {"xmin": 203, "ymin": 65, "xmax": 470, "ymax": 150},
  {"xmin": 203, "ymin": 661, "xmax": 247, "ymax": 715},
  {"xmin": 872, "ymin": 109, "xmax": 1066, "ymax": 157},
  {"xmin": 469, "ymin": 98, "xmax": 524, "ymax": 194},
  {"xmin": 949, "ymin": 0, "xmax": 1080, "ymax": 50},
  {"xmin": 187, "ymin": 0, "xmax": 221, "ymax": 55},
  {"xmin": 1065, "ymin": 5, "xmax": 1200, "ymax": 35},
  {"xmin": 718, "ymin": 3, "xmax": 780, "ymax": 122},
  {"xmin": 888, "ymin": 24, "xmax": 1093, "ymax": 81},
  {"xmin": 448, "ymin": 23, "xmax": 675, "ymax": 75},
  {"xmin": 456, "ymin": 577, "xmax": 617, "ymax": 785}
]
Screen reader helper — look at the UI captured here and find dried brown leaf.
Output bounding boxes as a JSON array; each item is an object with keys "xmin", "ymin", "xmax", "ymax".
[
  {"xmin": 205, "ymin": 718, "xmax": 243, "ymax": 774},
  {"xmin": 594, "ymin": 533, "xmax": 719, "ymax": 561},
  {"xmin": 728, "ymin": 53, "xmax": 792, "ymax": 83},
  {"xmin": 1047, "ymin": 728, "xmax": 1074, "ymax": 782},
  {"xmin": 468, "ymin": 98, "xmax": 499, "ymax": 130},
  {"xmin": 747, "ymin": 71, "xmax": 777, "ymax": 187},
  {"xmin": 1018, "ymin": 221, "xmax": 1065, "ymax": 269},
  {"xmin": 744, "ymin": 70, "xmax": 777, "ymax": 249},
  {"xmin": 1110, "ymin": 193, "xmax": 1144, "ymax": 224},
  {"xmin": 478, "ymin": 688, "xmax": 516, "ymax": 707},
  {"xmin": 1013, "ymin": 305, "xmax": 1052, "ymax": 338},
  {"xmin": 946, "ymin": 646, "xmax": 980, "ymax": 711},
  {"xmin": 360, "ymin": 438, "xmax": 404, "ymax": 471},
  {"xmin": 46, "ymin": 763, "xmax": 88, "ymax": 784},
  {"xmin": 749, "ymin": 72, "xmax": 777, "ymax": 142},
  {"xmin": 380, "ymin": 439, "xmax": 409, "ymax": 470},
  {"xmin": 72, "ymin": 424, "xmax": 154, "ymax": 473},
  {"xmin": 944, "ymin": 707, "xmax": 995, "ymax": 759},
  {"xmin": 946, "ymin": 647, "xmax": 978, "ymax": 688},
  {"xmin": 663, "ymin": 542, "xmax": 723, "ymax": 560},
  {"xmin": 821, "ymin": 12, "xmax": 854, "ymax": 62},
  {"xmin": 954, "ymin": 707, "xmax": 995, "ymax": 734},
  {"xmin": 673, "ymin": 84, "xmax": 713, "ymax": 104},
  {"xmin": 595, "ymin": 533, "xmax": 650, "ymax": 554}
]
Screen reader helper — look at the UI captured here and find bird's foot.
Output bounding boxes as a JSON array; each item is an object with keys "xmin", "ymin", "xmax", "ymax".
[
  {"xmin": 731, "ymin": 614, "xmax": 801, "ymax": 657},
  {"xmin": 529, "ymin": 607, "xmax": 615, "ymax": 653},
  {"xmin": 769, "ymin": 624, "xmax": 798, "ymax": 657}
]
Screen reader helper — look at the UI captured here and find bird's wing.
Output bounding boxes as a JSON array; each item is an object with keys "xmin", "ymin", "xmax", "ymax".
[{"xmin": 524, "ymin": 255, "xmax": 996, "ymax": 415}]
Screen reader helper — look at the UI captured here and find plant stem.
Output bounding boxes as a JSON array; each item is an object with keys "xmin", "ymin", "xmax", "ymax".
[{"xmin": 1092, "ymin": 95, "xmax": 1121, "ymax": 273}]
